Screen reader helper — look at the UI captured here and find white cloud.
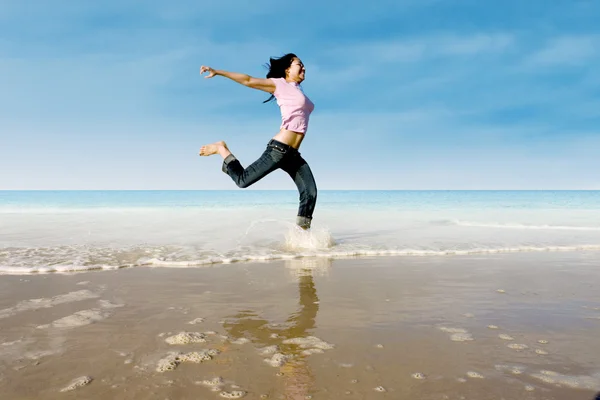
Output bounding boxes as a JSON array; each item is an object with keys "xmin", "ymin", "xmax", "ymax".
[
  {"xmin": 324, "ymin": 33, "xmax": 514, "ymax": 65},
  {"xmin": 525, "ymin": 34, "xmax": 600, "ymax": 66}
]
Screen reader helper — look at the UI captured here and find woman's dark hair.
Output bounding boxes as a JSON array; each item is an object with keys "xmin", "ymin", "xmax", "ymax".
[{"xmin": 263, "ymin": 53, "xmax": 297, "ymax": 103}]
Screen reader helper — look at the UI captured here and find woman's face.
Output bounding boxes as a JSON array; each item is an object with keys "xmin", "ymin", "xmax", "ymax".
[{"xmin": 287, "ymin": 58, "xmax": 305, "ymax": 82}]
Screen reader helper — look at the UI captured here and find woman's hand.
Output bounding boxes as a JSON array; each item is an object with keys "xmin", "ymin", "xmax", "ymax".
[{"xmin": 200, "ymin": 65, "xmax": 217, "ymax": 78}]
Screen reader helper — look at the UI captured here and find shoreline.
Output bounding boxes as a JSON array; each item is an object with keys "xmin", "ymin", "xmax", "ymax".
[{"xmin": 1, "ymin": 252, "xmax": 599, "ymax": 399}]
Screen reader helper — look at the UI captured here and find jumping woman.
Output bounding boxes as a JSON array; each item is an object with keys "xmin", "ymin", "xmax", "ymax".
[{"xmin": 199, "ymin": 53, "xmax": 317, "ymax": 230}]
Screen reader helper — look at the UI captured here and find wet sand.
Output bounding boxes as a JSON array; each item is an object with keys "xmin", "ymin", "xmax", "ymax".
[{"xmin": 1, "ymin": 252, "xmax": 600, "ymax": 399}]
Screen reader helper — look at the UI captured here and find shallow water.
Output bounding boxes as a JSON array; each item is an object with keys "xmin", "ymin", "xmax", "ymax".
[{"xmin": 1, "ymin": 190, "xmax": 600, "ymax": 274}]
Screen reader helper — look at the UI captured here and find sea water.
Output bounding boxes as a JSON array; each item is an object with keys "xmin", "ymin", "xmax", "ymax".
[{"xmin": 1, "ymin": 190, "xmax": 599, "ymax": 274}]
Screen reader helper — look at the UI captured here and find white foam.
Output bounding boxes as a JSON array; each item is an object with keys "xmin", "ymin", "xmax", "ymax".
[
  {"xmin": 3, "ymin": 242, "xmax": 600, "ymax": 275},
  {"xmin": 301, "ymin": 348, "xmax": 324, "ymax": 356},
  {"xmin": 188, "ymin": 317, "xmax": 205, "ymax": 324},
  {"xmin": 284, "ymin": 226, "xmax": 335, "ymax": 251},
  {"xmin": 451, "ymin": 220, "xmax": 600, "ymax": 231},
  {"xmin": 498, "ymin": 334, "xmax": 514, "ymax": 341},
  {"xmin": 37, "ymin": 300, "xmax": 123, "ymax": 329},
  {"xmin": 0, "ymin": 290, "xmax": 99, "ymax": 319},
  {"xmin": 282, "ymin": 336, "xmax": 334, "ymax": 350},
  {"xmin": 530, "ymin": 370, "xmax": 600, "ymax": 389},
  {"xmin": 264, "ymin": 353, "xmax": 288, "ymax": 367},
  {"xmin": 439, "ymin": 327, "xmax": 473, "ymax": 342},
  {"xmin": 258, "ymin": 345, "xmax": 279, "ymax": 356}
]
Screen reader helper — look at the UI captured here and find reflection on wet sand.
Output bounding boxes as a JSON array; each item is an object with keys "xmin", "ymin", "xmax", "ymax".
[{"xmin": 222, "ymin": 259, "xmax": 331, "ymax": 399}]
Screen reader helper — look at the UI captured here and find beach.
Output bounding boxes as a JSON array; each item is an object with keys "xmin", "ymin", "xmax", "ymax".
[{"xmin": 1, "ymin": 251, "xmax": 600, "ymax": 399}]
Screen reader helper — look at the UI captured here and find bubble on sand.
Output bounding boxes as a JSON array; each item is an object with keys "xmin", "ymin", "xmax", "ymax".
[
  {"xmin": 467, "ymin": 371, "xmax": 484, "ymax": 379},
  {"xmin": 165, "ymin": 332, "xmax": 207, "ymax": 345},
  {"xmin": 374, "ymin": 386, "xmax": 386, "ymax": 392},
  {"xmin": 537, "ymin": 339, "xmax": 548, "ymax": 344},
  {"xmin": 220, "ymin": 390, "xmax": 245, "ymax": 398},
  {"xmin": 496, "ymin": 289, "xmax": 506, "ymax": 294},
  {"xmin": 264, "ymin": 353, "xmax": 288, "ymax": 367},
  {"xmin": 495, "ymin": 364, "xmax": 526, "ymax": 375},
  {"xmin": 351, "ymin": 379, "xmax": 358, "ymax": 383},
  {"xmin": 535, "ymin": 349, "xmax": 548, "ymax": 355},
  {"xmin": 200, "ymin": 377, "xmax": 224, "ymax": 387},
  {"xmin": 60, "ymin": 376, "xmax": 93, "ymax": 392},
  {"xmin": 232, "ymin": 338, "xmax": 250, "ymax": 345},
  {"xmin": 188, "ymin": 318, "xmax": 205, "ymax": 324},
  {"xmin": 156, "ymin": 350, "xmax": 216, "ymax": 372},
  {"xmin": 76, "ymin": 281, "xmax": 90, "ymax": 285},
  {"xmin": 375, "ymin": 344, "xmax": 384, "ymax": 348},
  {"xmin": 463, "ymin": 313, "xmax": 475, "ymax": 318},
  {"xmin": 457, "ymin": 378, "xmax": 467, "ymax": 383},
  {"xmin": 157, "ymin": 353, "xmax": 180, "ymax": 372},
  {"xmin": 451, "ymin": 333, "xmax": 474, "ymax": 342},
  {"xmin": 270, "ymin": 333, "xmax": 280, "ymax": 339},
  {"xmin": 507, "ymin": 344, "xmax": 528, "ymax": 350},
  {"xmin": 525, "ymin": 385, "xmax": 535, "ymax": 391},
  {"xmin": 498, "ymin": 334, "xmax": 514, "ymax": 340},
  {"xmin": 487, "ymin": 325, "xmax": 499, "ymax": 329},
  {"xmin": 412, "ymin": 373, "xmax": 426, "ymax": 380},
  {"xmin": 124, "ymin": 358, "xmax": 133, "ymax": 364}
]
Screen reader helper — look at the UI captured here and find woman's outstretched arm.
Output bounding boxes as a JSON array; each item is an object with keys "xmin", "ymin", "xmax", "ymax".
[{"xmin": 200, "ymin": 65, "xmax": 276, "ymax": 93}]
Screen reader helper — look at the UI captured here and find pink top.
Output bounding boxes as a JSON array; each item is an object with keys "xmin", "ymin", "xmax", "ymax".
[{"xmin": 271, "ymin": 78, "xmax": 315, "ymax": 134}]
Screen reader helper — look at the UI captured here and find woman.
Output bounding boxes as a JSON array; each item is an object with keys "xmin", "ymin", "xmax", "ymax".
[{"xmin": 199, "ymin": 53, "xmax": 317, "ymax": 230}]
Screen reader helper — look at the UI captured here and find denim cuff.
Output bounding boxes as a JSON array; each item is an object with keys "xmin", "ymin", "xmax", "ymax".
[
  {"xmin": 296, "ymin": 216, "xmax": 312, "ymax": 230},
  {"xmin": 221, "ymin": 154, "xmax": 237, "ymax": 174}
]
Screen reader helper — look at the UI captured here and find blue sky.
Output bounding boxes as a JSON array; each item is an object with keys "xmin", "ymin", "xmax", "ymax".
[{"xmin": 1, "ymin": 0, "xmax": 599, "ymax": 190}]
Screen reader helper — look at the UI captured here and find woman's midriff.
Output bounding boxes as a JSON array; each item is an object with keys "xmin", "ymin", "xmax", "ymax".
[{"xmin": 272, "ymin": 129, "xmax": 305, "ymax": 149}]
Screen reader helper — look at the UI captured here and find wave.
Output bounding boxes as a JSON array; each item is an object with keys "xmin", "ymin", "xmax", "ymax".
[
  {"xmin": 446, "ymin": 219, "xmax": 600, "ymax": 231},
  {"xmin": 2, "ymin": 243, "xmax": 600, "ymax": 275}
]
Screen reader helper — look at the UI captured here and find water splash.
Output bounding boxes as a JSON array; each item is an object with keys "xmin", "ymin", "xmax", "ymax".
[{"xmin": 284, "ymin": 226, "xmax": 335, "ymax": 251}]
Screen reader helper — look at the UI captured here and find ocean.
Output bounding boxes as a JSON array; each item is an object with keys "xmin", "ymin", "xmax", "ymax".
[{"xmin": 1, "ymin": 190, "xmax": 599, "ymax": 274}]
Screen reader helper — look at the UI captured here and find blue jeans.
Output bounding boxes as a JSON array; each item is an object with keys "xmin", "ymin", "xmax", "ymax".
[{"xmin": 222, "ymin": 139, "xmax": 317, "ymax": 229}]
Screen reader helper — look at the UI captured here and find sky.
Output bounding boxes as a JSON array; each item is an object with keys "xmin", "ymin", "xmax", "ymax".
[{"xmin": 0, "ymin": 0, "xmax": 599, "ymax": 190}]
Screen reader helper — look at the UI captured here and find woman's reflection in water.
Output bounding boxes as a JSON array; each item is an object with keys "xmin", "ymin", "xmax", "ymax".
[{"xmin": 222, "ymin": 259, "xmax": 330, "ymax": 399}]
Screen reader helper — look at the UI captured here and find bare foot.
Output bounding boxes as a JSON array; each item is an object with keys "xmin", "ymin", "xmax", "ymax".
[{"xmin": 199, "ymin": 141, "xmax": 228, "ymax": 157}]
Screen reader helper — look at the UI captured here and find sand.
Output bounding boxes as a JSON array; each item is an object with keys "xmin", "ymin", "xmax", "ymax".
[{"xmin": 1, "ymin": 251, "xmax": 600, "ymax": 399}]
